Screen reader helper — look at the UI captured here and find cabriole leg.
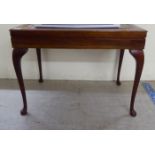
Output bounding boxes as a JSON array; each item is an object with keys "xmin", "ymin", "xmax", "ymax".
[
  {"xmin": 36, "ymin": 48, "xmax": 43, "ymax": 83},
  {"xmin": 12, "ymin": 48, "xmax": 28, "ymax": 115},
  {"xmin": 129, "ymin": 50, "xmax": 144, "ymax": 117},
  {"xmin": 116, "ymin": 49, "xmax": 125, "ymax": 86}
]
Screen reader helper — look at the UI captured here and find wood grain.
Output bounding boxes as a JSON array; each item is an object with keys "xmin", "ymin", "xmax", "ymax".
[{"xmin": 10, "ymin": 24, "xmax": 147, "ymax": 49}]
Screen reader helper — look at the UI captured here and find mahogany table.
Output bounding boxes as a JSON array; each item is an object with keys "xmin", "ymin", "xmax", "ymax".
[{"xmin": 10, "ymin": 24, "xmax": 147, "ymax": 117}]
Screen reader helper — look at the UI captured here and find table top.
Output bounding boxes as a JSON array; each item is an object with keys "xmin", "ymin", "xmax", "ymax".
[
  {"xmin": 11, "ymin": 24, "xmax": 146, "ymax": 31},
  {"xmin": 10, "ymin": 24, "xmax": 147, "ymax": 49}
]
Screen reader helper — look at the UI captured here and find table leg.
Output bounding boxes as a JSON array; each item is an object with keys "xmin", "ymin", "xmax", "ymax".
[
  {"xmin": 116, "ymin": 49, "xmax": 125, "ymax": 85},
  {"xmin": 12, "ymin": 48, "xmax": 28, "ymax": 115},
  {"xmin": 36, "ymin": 48, "xmax": 43, "ymax": 83},
  {"xmin": 129, "ymin": 50, "xmax": 144, "ymax": 117}
]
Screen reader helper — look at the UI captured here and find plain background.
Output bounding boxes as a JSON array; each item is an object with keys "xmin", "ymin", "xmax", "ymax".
[{"xmin": 0, "ymin": 24, "xmax": 155, "ymax": 81}]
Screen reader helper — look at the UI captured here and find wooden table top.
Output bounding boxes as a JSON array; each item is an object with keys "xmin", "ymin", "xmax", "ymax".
[
  {"xmin": 11, "ymin": 24, "xmax": 145, "ymax": 31},
  {"xmin": 10, "ymin": 24, "xmax": 147, "ymax": 49}
]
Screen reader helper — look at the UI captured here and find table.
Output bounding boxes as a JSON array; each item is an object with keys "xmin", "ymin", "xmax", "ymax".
[{"xmin": 10, "ymin": 24, "xmax": 147, "ymax": 117}]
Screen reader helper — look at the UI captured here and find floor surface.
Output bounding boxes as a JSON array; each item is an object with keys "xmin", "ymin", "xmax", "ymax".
[{"xmin": 0, "ymin": 80, "xmax": 155, "ymax": 130}]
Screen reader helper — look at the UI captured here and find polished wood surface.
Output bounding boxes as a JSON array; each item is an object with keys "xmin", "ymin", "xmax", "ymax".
[
  {"xmin": 10, "ymin": 24, "xmax": 147, "ymax": 49},
  {"xmin": 10, "ymin": 24, "xmax": 147, "ymax": 117}
]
